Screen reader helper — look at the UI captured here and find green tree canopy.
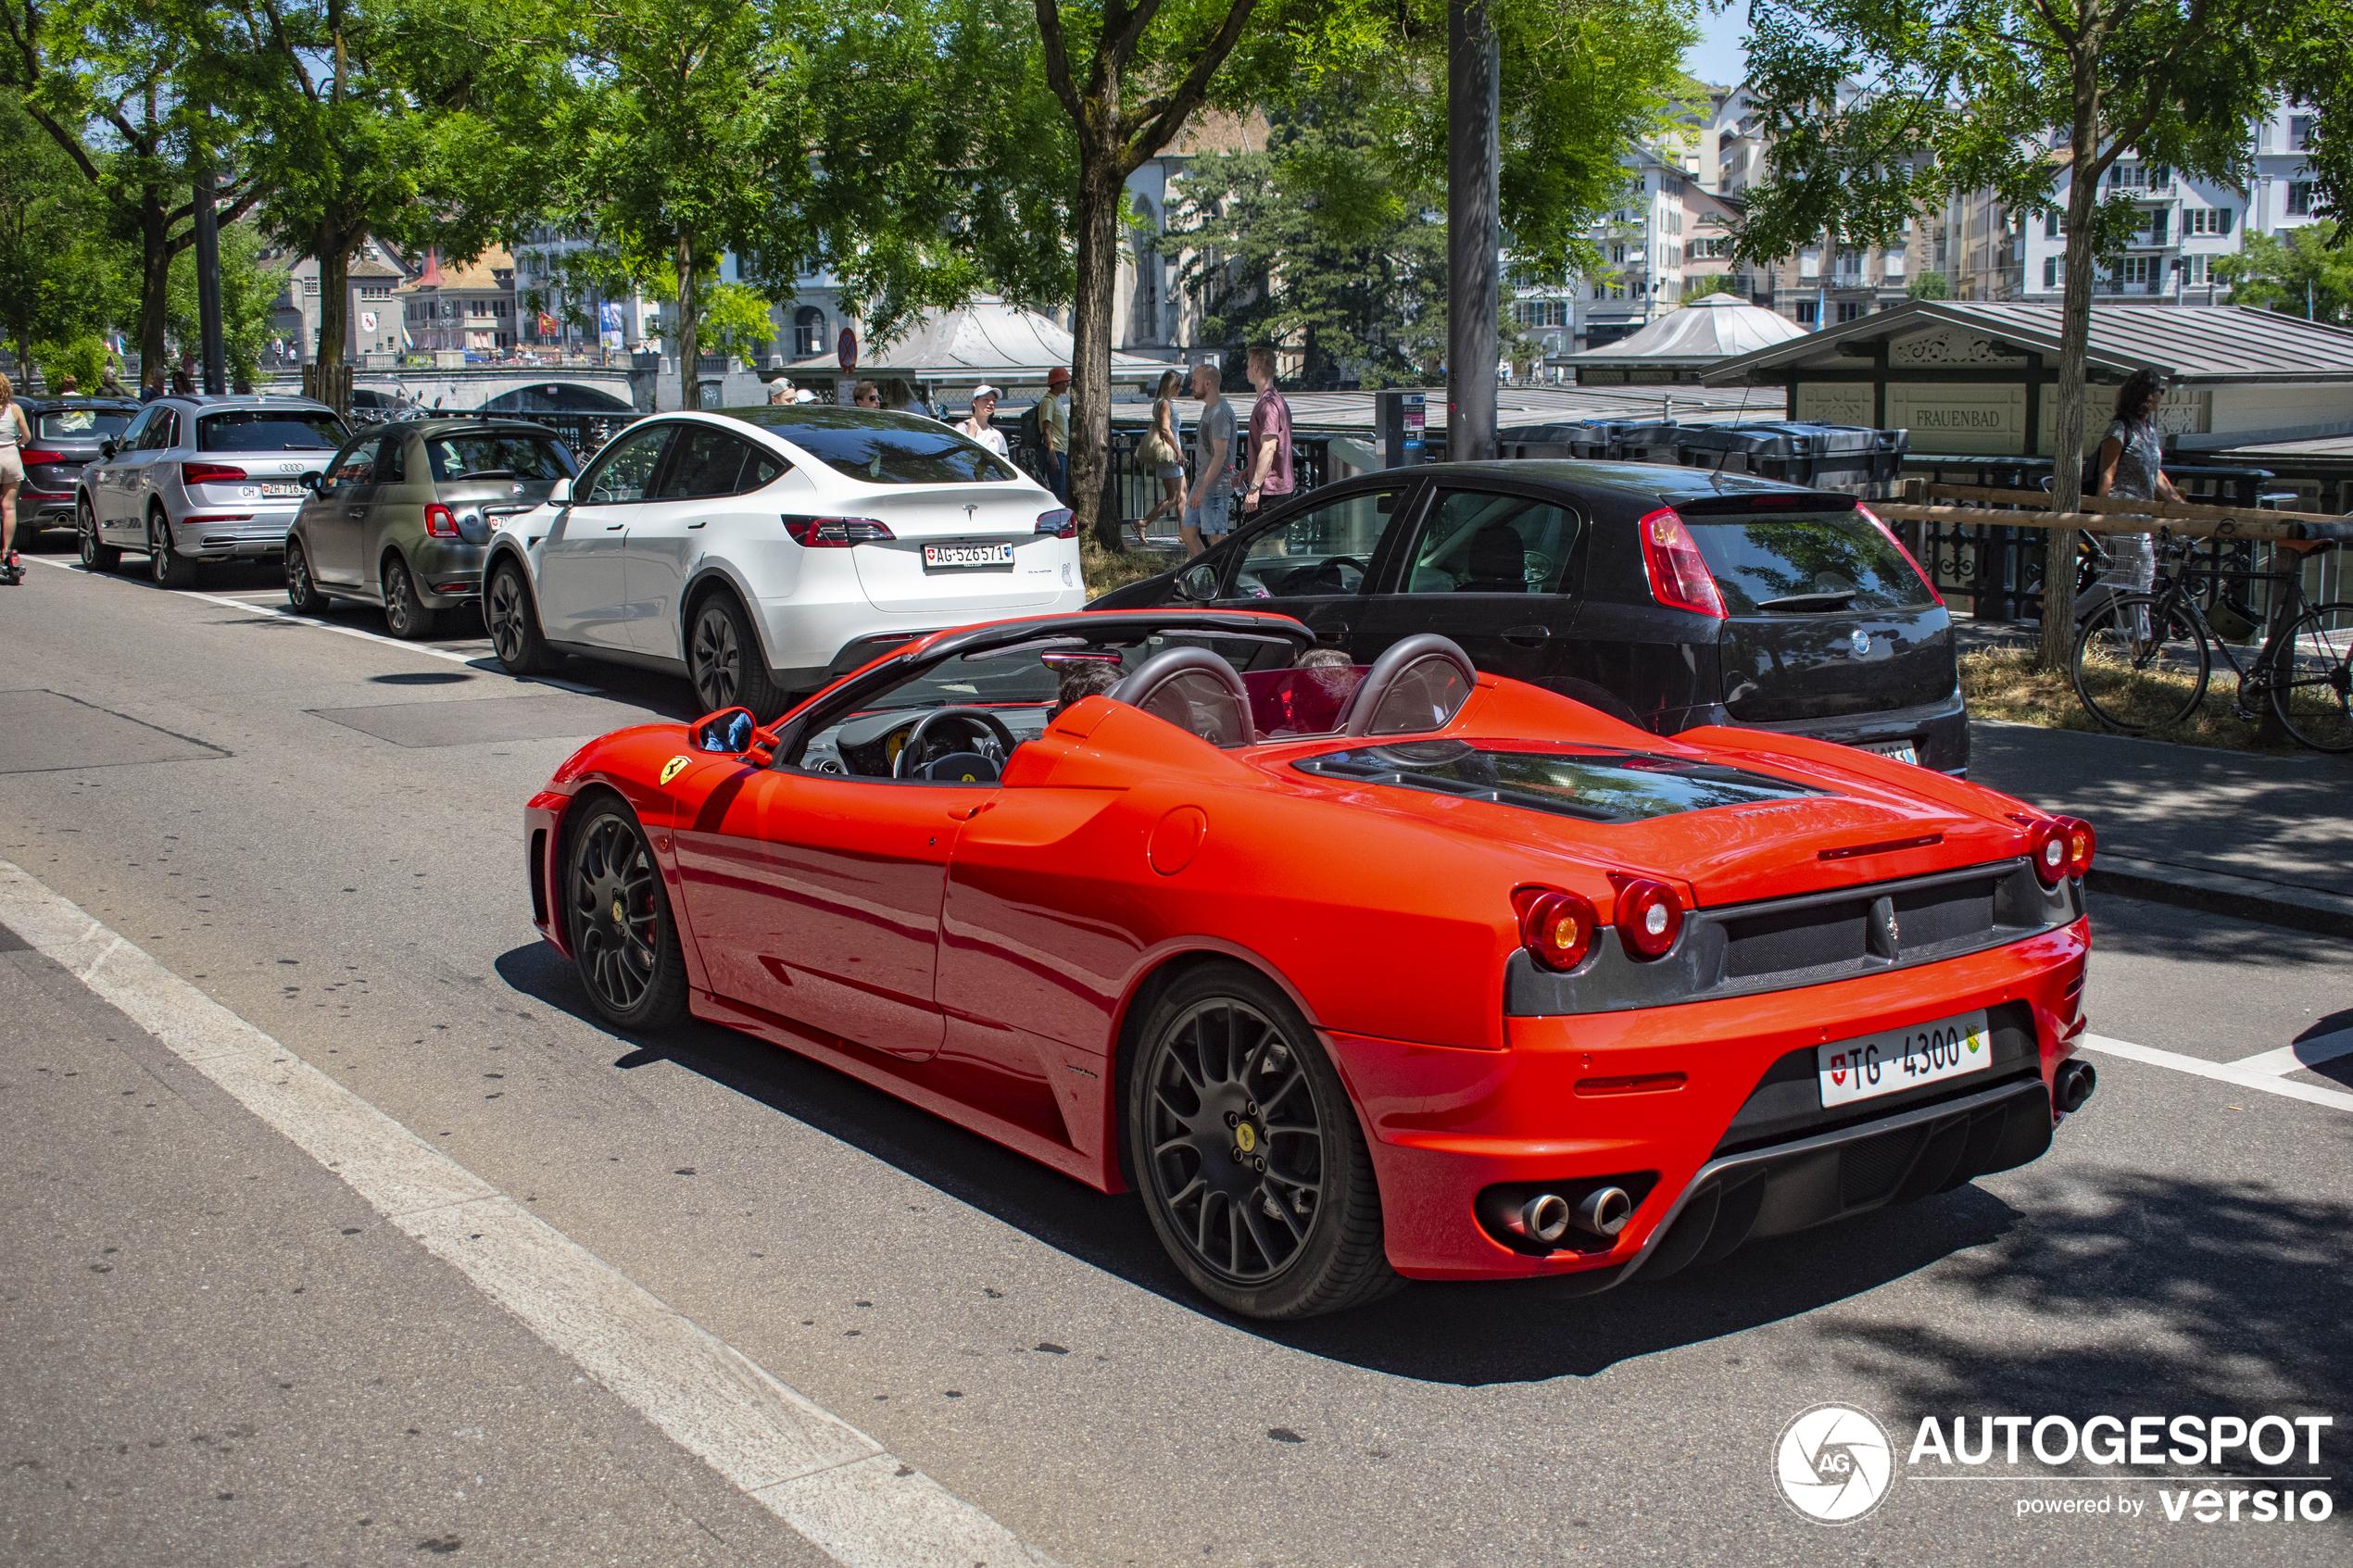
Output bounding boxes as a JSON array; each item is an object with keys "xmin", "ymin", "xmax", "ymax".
[{"xmin": 2215, "ymin": 219, "xmax": 2353, "ymax": 323}]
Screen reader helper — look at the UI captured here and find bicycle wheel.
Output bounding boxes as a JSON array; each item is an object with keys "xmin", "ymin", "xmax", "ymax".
[
  {"xmin": 2072, "ymin": 593, "xmax": 2209, "ymax": 733},
  {"xmin": 2269, "ymin": 599, "xmax": 2353, "ymax": 752}
]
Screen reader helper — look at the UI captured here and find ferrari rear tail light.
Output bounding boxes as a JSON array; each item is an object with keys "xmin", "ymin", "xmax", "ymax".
[
  {"xmin": 1858, "ymin": 504, "xmax": 1944, "ymax": 607},
  {"xmin": 783, "ymin": 515, "xmax": 894, "ymax": 546},
  {"xmin": 2028, "ymin": 817, "xmax": 2073, "ymax": 887},
  {"xmin": 1608, "ymin": 873, "xmax": 1684, "ymax": 960},
  {"xmin": 2061, "ymin": 816, "xmax": 2095, "ymax": 878},
  {"xmin": 423, "ymin": 503, "xmax": 459, "ymax": 538},
  {"xmin": 1035, "ymin": 508, "xmax": 1076, "ymax": 538},
  {"xmin": 1636, "ymin": 508, "xmax": 1726, "ymax": 619},
  {"xmin": 182, "ymin": 461, "xmax": 247, "ymax": 487},
  {"xmin": 1514, "ymin": 887, "xmax": 1600, "ymax": 972}
]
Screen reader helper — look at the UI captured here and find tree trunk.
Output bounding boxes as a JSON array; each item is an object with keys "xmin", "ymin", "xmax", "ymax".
[
  {"xmin": 137, "ymin": 200, "xmax": 173, "ymax": 378},
  {"xmin": 676, "ymin": 229, "xmax": 701, "ymax": 411},
  {"xmin": 2039, "ymin": 70, "xmax": 2106, "ymax": 671},
  {"xmin": 315, "ymin": 220, "xmax": 357, "ymax": 377},
  {"xmin": 1073, "ymin": 152, "xmax": 1124, "ymax": 549}
]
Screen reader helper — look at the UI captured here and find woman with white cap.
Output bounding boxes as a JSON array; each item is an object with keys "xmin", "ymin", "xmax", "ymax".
[{"xmin": 958, "ymin": 385, "xmax": 1010, "ymax": 458}]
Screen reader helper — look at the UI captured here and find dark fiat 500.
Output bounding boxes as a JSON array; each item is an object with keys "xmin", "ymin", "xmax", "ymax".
[{"xmin": 1090, "ymin": 460, "xmax": 1965, "ymax": 773}]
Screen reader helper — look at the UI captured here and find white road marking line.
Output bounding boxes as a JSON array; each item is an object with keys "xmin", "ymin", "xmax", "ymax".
[
  {"xmin": 2229, "ymin": 1027, "xmax": 2353, "ymax": 1078},
  {"xmin": 2079, "ymin": 1034, "xmax": 2353, "ymax": 1113},
  {"xmin": 0, "ymin": 858, "xmax": 1053, "ymax": 1568}
]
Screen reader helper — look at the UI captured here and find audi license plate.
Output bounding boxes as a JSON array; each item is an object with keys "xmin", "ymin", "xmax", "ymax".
[
  {"xmin": 923, "ymin": 542, "xmax": 1015, "ymax": 571},
  {"xmin": 1857, "ymin": 738, "xmax": 1920, "ymax": 766},
  {"xmin": 257, "ymin": 483, "xmax": 307, "ymax": 497},
  {"xmin": 1818, "ymin": 1010, "xmax": 1991, "ymax": 1108}
]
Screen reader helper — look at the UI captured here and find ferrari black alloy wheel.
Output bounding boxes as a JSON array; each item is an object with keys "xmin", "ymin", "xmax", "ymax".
[
  {"xmin": 1128, "ymin": 962, "xmax": 1399, "ymax": 1319},
  {"xmin": 566, "ymin": 802, "xmax": 686, "ymax": 1031}
]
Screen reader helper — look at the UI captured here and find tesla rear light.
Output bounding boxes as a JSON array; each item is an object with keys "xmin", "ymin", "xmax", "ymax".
[
  {"xmin": 1608, "ymin": 874, "xmax": 1684, "ymax": 959},
  {"xmin": 1636, "ymin": 508, "xmax": 1726, "ymax": 618},
  {"xmin": 1514, "ymin": 887, "xmax": 1599, "ymax": 972},
  {"xmin": 182, "ymin": 461, "xmax": 247, "ymax": 487},
  {"xmin": 1035, "ymin": 508, "xmax": 1076, "ymax": 539},
  {"xmin": 1857, "ymin": 504, "xmax": 1944, "ymax": 607},
  {"xmin": 424, "ymin": 503, "xmax": 459, "ymax": 538},
  {"xmin": 783, "ymin": 515, "xmax": 894, "ymax": 546}
]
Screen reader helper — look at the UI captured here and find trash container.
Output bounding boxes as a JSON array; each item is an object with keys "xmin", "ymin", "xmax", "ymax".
[{"xmin": 1673, "ymin": 422, "xmax": 1909, "ymax": 496}]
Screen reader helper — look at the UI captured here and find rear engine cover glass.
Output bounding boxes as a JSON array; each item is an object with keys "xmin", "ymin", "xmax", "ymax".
[{"xmin": 1293, "ymin": 741, "xmax": 1825, "ymax": 823}]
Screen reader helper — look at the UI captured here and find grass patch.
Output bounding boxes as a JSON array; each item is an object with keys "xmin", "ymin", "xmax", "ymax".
[
  {"xmin": 1082, "ymin": 534, "xmax": 1176, "ymax": 599},
  {"xmin": 1960, "ymin": 646, "xmax": 2296, "ymax": 755}
]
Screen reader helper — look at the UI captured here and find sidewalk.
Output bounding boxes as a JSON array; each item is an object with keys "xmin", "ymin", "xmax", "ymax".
[{"xmin": 1966, "ymin": 718, "xmax": 2353, "ymax": 938}]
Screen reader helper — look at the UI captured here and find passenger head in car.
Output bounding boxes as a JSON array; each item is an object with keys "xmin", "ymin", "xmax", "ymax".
[{"xmin": 1045, "ymin": 659, "xmax": 1123, "ymax": 722}]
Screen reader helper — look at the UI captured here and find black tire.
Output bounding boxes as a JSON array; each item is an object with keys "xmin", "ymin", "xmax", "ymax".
[
  {"xmin": 1126, "ymin": 962, "xmax": 1400, "ymax": 1319},
  {"xmin": 687, "ymin": 589, "xmax": 786, "ymax": 721},
  {"xmin": 486, "ymin": 558, "xmax": 557, "ymax": 675},
  {"xmin": 564, "ymin": 800, "xmax": 688, "ymax": 1031},
  {"xmin": 2270, "ymin": 599, "xmax": 2353, "ymax": 752},
  {"xmin": 79, "ymin": 498, "xmax": 120, "ymax": 571},
  {"xmin": 285, "ymin": 536, "xmax": 325, "ymax": 613},
  {"xmin": 382, "ymin": 556, "xmax": 437, "ymax": 639},
  {"xmin": 148, "ymin": 511, "xmax": 196, "ymax": 589},
  {"xmin": 2071, "ymin": 593, "xmax": 2208, "ymax": 733}
]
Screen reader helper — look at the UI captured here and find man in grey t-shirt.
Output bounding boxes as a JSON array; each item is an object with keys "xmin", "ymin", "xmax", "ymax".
[{"xmin": 1183, "ymin": 360, "xmax": 1236, "ymax": 558}]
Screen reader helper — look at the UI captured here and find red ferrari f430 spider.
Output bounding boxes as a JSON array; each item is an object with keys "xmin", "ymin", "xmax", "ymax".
[{"xmin": 525, "ymin": 609, "xmax": 2096, "ymax": 1318}]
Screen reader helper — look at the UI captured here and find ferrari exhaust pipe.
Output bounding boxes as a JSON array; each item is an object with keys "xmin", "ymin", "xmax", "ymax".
[
  {"xmin": 1520, "ymin": 1194, "xmax": 1572, "ymax": 1246},
  {"xmin": 2055, "ymin": 1059, "xmax": 2096, "ymax": 1113},
  {"xmin": 1575, "ymin": 1185, "xmax": 1633, "ymax": 1237}
]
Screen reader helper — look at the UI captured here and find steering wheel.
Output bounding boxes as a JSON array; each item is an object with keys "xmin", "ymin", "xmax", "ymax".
[
  {"xmin": 1279, "ymin": 555, "xmax": 1365, "ymax": 596},
  {"xmin": 892, "ymin": 706, "xmax": 1022, "ymax": 780}
]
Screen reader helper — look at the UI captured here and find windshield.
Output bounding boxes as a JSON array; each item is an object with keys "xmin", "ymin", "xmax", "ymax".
[
  {"xmin": 424, "ymin": 433, "xmax": 574, "ymax": 482},
  {"xmin": 38, "ymin": 408, "xmax": 132, "ymax": 441},
  {"xmin": 197, "ymin": 409, "xmax": 346, "ymax": 452},
  {"xmin": 1293, "ymin": 741, "xmax": 1825, "ymax": 823},
  {"xmin": 1684, "ymin": 509, "xmax": 1934, "ymax": 614},
  {"xmin": 736, "ymin": 407, "xmax": 1019, "ymax": 484}
]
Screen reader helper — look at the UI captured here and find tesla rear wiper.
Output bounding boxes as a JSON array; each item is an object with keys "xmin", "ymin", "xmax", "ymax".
[{"xmin": 1756, "ymin": 591, "xmax": 1858, "ymax": 611}]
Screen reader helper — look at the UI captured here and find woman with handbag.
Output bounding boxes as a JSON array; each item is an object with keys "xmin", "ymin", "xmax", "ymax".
[{"xmin": 1137, "ymin": 369, "xmax": 1187, "ymax": 533}]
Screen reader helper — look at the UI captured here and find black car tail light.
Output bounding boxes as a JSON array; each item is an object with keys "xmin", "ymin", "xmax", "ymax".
[
  {"xmin": 1514, "ymin": 887, "xmax": 1600, "ymax": 972},
  {"xmin": 1635, "ymin": 508, "xmax": 1726, "ymax": 619},
  {"xmin": 1608, "ymin": 873, "xmax": 1684, "ymax": 959},
  {"xmin": 783, "ymin": 515, "xmax": 894, "ymax": 546},
  {"xmin": 1857, "ymin": 504, "xmax": 1944, "ymax": 607}
]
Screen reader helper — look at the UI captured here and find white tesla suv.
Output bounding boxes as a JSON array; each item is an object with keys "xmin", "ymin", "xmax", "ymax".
[{"xmin": 483, "ymin": 407, "xmax": 1085, "ymax": 719}]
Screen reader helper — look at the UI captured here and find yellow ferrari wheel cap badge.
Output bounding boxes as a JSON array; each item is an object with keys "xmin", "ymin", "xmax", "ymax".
[
  {"xmin": 660, "ymin": 756, "xmax": 691, "ymax": 786},
  {"xmin": 610, "ymin": 897, "xmax": 625, "ymax": 925},
  {"xmin": 1235, "ymin": 1123, "xmax": 1258, "ymax": 1154}
]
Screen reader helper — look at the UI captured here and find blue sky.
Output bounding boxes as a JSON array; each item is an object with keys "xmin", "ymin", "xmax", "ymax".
[{"xmin": 1687, "ymin": 4, "xmax": 1752, "ymax": 88}]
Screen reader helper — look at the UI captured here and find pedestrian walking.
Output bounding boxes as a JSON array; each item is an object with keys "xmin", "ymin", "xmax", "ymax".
[
  {"xmin": 0, "ymin": 372, "xmax": 29, "ymax": 584},
  {"xmin": 2088, "ymin": 369, "xmax": 2182, "ymax": 626},
  {"xmin": 170, "ymin": 365, "xmax": 195, "ymax": 395},
  {"xmin": 852, "ymin": 381, "xmax": 882, "ymax": 409},
  {"xmin": 1138, "ymin": 369, "xmax": 1187, "ymax": 534},
  {"xmin": 56, "ymin": 373, "xmax": 82, "ymax": 398},
  {"xmin": 1181, "ymin": 360, "xmax": 1235, "ymax": 558},
  {"xmin": 1040, "ymin": 367, "xmax": 1072, "ymax": 503},
  {"xmin": 98, "ymin": 363, "xmax": 128, "ymax": 398},
  {"xmin": 958, "ymin": 385, "xmax": 1010, "ymax": 458},
  {"xmin": 1240, "ymin": 345, "xmax": 1293, "ymax": 518},
  {"xmin": 767, "ymin": 377, "xmax": 793, "ymax": 406},
  {"xmin": 140, "ymin": 369, "xmax": 164, "ymax": 403},
  {"xmin": 886, "ymin": 378, "xmax": 933, "ymax": 419}
]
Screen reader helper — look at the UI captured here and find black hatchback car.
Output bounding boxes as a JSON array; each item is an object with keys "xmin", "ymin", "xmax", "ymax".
[
  {"xmin": 1088, "ymin": 460, "xmax": 1967, "ymax": 772},
  {"xmin": 13, "ymin": 397, "xmax": 143, "ymax": 540}
]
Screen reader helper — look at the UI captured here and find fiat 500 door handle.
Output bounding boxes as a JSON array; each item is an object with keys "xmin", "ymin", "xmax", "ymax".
[
  {"xmin": 1502, "ymin": 623, "xmax": 1553, "ymax": 646},
  {"xmin": 345, "ymin": 506, "xmax": 368, "ymax": 520}
]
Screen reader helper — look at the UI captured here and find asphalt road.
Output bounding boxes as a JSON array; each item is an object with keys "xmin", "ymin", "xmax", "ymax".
[{"xmin": 4, "ymin": 545, "xmax": 2348, "ymax": 1567}]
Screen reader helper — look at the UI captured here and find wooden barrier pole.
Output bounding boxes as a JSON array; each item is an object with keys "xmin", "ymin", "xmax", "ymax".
[
  {"xmin": 1918, "ymin": 482, "xmax": 2347, "ymax": 529},
  {"xmin": 1872, "ymin": 501, "xmax": 2305, "ymax": 544}
]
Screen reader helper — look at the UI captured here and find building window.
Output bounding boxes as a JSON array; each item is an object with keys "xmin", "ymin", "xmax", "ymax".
[
  {"xmin": 2288, "ymin": 182, "xmax": 2315, "ymax": 217},
  {"xmin": 2291, "ymin": 115, "xmax": 2314, "ymax": 151},
  {"xmin": 2182, "ymin": 255, "xmax": 2210, "ymax": 285},
  {"xmin": 1835, "ymin": 301, "xmax": 1863, "ymax": 322},
  {"xmin": 794, "ymin": 305, "xmax": 826, "ymax": 358},
  {"xmin": 2185, "ymin": 207, "xmax": 2233, "ymax": 235},
  {"xmin": 304, "ymin": 278, "xmax": 321, "ymax": 295},
  {"xmin": 2120, "ymin": 257, "xmax": 2157, "ymax": 286},
  {"xmin": 2044, "ymin": 256, "xmax": 2061, "ymax": 288},
  {"xmin": 1795, "ymin": 300, "xmax": 1819, "ymax": 324}
]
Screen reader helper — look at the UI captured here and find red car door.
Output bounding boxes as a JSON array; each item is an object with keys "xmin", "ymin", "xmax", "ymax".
[{"xmin": 673, "ymin": 769, "xmax": 991, "ymax": 1062}]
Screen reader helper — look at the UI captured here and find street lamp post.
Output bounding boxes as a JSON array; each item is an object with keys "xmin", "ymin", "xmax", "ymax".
[
  {"xmin": 1446, "ymin": 0, "xmax": 1500, "ymax": 463},
  {"xmin": 194, "ymin": 138, "xmax": 227, "ymax": 395}
]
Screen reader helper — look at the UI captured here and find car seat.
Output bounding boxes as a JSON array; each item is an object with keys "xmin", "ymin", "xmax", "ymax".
[
  {"xmin": 1459, "ymin": 521, "xmax": 1528, "ymax": 592},
  {"xmin": 1337, "ymin": 634, "xmax": 1477, "ymax": 736},
  {"xmin": 1109, "ymin": 646, "xmax": 1256, "ymax": 747}
]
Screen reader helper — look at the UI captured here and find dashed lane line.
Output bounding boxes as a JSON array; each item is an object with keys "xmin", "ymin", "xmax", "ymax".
[
  {"xmin": 0, "ymin": 857, "xmax": 1055, "ymax": 1568},
  {"xmin": 2078, "ymin": 1034, "xmax": 2353, "ymax": 1113}
]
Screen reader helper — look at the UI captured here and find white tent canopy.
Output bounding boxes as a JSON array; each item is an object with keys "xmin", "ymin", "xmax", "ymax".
[
  {"xmin": 1573, "ymin": 293, "xmax": 1810, "ymax": 364},
  {"xmin": 785, "ymin": 300, "xmax": 1174, "ymax": 390}
]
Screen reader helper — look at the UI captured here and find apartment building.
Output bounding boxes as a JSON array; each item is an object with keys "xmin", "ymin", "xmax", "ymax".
[
  {"xmin": 397, "ymin": 248, "xmax": 520, "ymax": 356},
  {"xmin": 1713, "ymin": 83, "xmax": 1923, "ymax": 324},
  {"xmin": 260, "ymin": 236, "xmax": 416, "ymax": 363}
]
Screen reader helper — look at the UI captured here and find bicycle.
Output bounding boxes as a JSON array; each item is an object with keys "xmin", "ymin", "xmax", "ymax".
[{"xmin": 2070, "ymin": 525, "xmax": 2353, "ymax": 751}]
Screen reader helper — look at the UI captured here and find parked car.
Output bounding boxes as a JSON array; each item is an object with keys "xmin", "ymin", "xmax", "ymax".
[
  {"xmin": 522, "ymin": 608, "xmax": 2095, "ymax": 1319},
  {"xmin": 284, "ymin": 419, "xmax": 578, "ymax": 638},
  {"xmin": 13, "ymin": 397, "xmax": 142, "ymax": 540},
  {"xmin": 484, "ymin": 406, "xmax": 1084, "ymax": 719},
  {"xmin": 1090, "ymin": 461, "xmax": 1969, "ymax": 773},
  {"xmin": 77, "ymin": 395, "xmax": 348, "ymax": 586}
]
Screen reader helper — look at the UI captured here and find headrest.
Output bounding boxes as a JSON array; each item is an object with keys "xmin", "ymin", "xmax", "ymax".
[
  {"xmin": 1109, "ymin": 646, "xmax": 1256, "ymax": 747},
  {"xmin": 1339, "ymin": 634, "xmax": 1478, "ymax": 737}
]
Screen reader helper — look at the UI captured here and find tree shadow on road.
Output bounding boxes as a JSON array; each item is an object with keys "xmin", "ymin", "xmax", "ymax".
[{"xmin": 495, "ymin": 942, "xmax": 2353, "ymax": 1394}]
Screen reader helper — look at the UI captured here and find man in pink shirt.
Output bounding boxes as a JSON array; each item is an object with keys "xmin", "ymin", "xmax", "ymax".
[{"xmin": 1240, "ymin": 345, "xmax": 1293, "ymax": 516}]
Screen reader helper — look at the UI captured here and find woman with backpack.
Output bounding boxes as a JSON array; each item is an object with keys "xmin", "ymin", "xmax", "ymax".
[{"xmin": 0, "ymin": 373, "xmax": 31, "ymax": 583}]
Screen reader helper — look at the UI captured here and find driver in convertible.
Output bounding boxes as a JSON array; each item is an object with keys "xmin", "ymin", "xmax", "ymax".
[{"xmin": 1045, "ymin": 659, "xmax": 1124, "ymax": 722}]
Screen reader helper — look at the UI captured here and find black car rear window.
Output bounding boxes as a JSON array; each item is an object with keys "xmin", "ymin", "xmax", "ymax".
[
  {"xmin": 423, "ymin": 433, "xmax": 575, "ymax": 483},
  {"xmin": 38, "ymin": 408, "xmax": 132, "ymax": 441},
  {"xmin": 1294, "ymin": 740, "xmax": 1824, "ymax": 823},
  {"xmin": 1683, "ymin": 509, "xmax": 1934, "ymax": 614},
  {"xmin": 734, "ymin": 407, "xmax": 1017, "ymax": 484},
  {"xmin": 197, "ymin": 409, "xmax": 346, "ymax": 452}
]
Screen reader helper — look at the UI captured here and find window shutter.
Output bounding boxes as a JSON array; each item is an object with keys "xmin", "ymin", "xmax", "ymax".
[{"xmin": 2218, "ymin": 207, "xmax": 2233, "ymax": 234}]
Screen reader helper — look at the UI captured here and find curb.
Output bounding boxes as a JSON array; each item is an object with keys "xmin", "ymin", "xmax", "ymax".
[{"xmin": 2088, "ymin": 854, "xmax": 2353, "ymax": 940}]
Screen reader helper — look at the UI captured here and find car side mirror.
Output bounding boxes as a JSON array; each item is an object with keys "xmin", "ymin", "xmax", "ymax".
[
  {"xmin": 1175, "ymin": 562, "xmax": 1220, "ymax": 602},
  {"xmin": 100, "ymin": 437, "xmax": 119, "ymax": 458},
  {"xmin": 547, "ymin": 476, "xmax": 572, "ymax": 506},
  {"xmin": 298, "ymin": 471, "xmax": 324, "ymax": 493},
  {"xmin": 694, "ymin": 707, "xmax": 758, "ymax": 756}
]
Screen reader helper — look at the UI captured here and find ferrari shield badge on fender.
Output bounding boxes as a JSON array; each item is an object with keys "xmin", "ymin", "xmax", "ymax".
[{"xmin": 659, "ymin": 756, "xmax": 692, "ymax": 786}]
